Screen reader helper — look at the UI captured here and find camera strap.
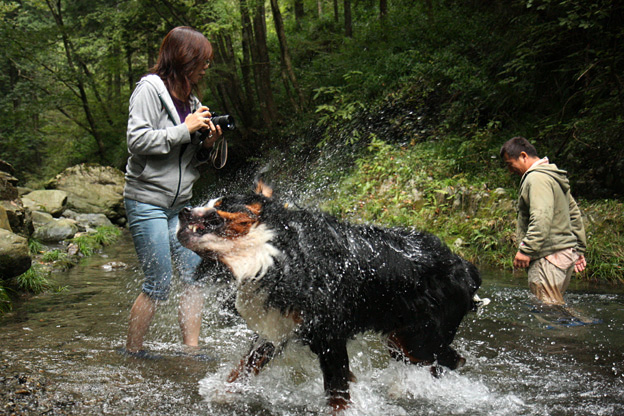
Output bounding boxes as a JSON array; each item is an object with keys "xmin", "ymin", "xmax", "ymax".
[
  {"xmin": 210, "ymin": 137, "xmax": 228, "ymax": 169},
  {"xmin": 158, "ymin": 92, "xmax": 228, "ymax": 169}
]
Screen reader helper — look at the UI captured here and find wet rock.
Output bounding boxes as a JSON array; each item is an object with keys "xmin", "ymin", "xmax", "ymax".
[
  {"xmin": 0, "ymin": 199, "xmax": 33, "ymax": 238},
  {"xmin": 32, "ymin": 218, "xmax": 78, "ymax": 242},
  {"xmin": 67, "ymin": 243, "xmax": 80, "ymax": 257},
  {"xmin": 0, "ymin": 371, "xmax": 76, "ymax": 415},
  {"xmin": 0, "ymin": 206, "xmax": 11, "ymax": 232},
  {"xmin": 0, "ymin": 172, "xmax": 19, "ymax": 200},
  {"xmin": 31, "ymin": 210, "xmax": 55, "ymax": 227},
  {"xmin": 101, "ymin": 261, "xmax": 128, "ymax": 271},
  {"xmin": 45, "ymin": 163, "xmax": 125, "ymax": 224},
  {"xmin": 17, "ymin": 186, "xmax": 34, "ymax": 197},
  {"xmin": 0, "ymin": 229, "xmax": 31, "ymax": 280},
  {"xmin": 63, "ymin": 209, "xmax": 114, "ymax": 231},
  {"xmin": 22, "ymin": 190, "xmax": 68, "ymax": 217}
]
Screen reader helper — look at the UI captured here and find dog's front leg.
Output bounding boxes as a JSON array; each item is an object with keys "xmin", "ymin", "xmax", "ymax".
[
  {"xmin": 227, "ymin": 335, "xmax": 276, "ymax": 383},
  {"xmin": 311, "ymin": 339, "xmax": 351, "ymax": 413}
]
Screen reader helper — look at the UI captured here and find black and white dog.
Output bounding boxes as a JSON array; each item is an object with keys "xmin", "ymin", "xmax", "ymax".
[{"xmin": 177, "ymin": 180, "xmax": 482, "ymax": 411}]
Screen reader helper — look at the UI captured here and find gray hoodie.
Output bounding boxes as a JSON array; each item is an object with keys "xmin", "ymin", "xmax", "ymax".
[
  {"xmin": 517, "ymin": 162, "xmax": 586, "ymax": 259},
  {"xmin": 124, "ymin": 74, "xmax": 206, "ymax": 209}
]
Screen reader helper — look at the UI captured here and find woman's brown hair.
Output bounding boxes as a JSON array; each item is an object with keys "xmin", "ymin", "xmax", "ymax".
[{"xmin": 152, "ymin": 26, "xmax": 213, "ymax": 101}]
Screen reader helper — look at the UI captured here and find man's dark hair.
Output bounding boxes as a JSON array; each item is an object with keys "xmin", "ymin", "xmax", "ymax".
[{"xmin": 500, "ymin": 136, "xmax": 539, "ymax": 159}]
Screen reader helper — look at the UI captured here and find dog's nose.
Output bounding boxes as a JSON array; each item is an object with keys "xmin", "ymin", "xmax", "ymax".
[{"xmin": 179, "ymin": 207, "xmax": 192, "ymax": 220}]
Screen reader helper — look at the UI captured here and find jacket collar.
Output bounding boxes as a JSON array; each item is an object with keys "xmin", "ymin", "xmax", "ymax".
[{"xmin": 141, "ymin": 74, "xmax": 199, "ymax": 124}]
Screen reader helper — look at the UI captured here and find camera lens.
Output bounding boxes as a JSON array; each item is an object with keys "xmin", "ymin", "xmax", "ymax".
[{"xmin": 212, "ymin": 115, "xmax": 236, "ymax": 130}]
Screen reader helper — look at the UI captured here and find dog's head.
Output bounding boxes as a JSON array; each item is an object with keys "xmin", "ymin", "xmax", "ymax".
[{"xmin": 177, "ymin": 180, "xmax": 274, "ymax": 257}]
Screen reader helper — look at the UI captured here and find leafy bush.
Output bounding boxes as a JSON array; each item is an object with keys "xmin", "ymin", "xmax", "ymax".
[{"xmin": 580, "ymin": 200, "xmax": 624, "ymax": 283}]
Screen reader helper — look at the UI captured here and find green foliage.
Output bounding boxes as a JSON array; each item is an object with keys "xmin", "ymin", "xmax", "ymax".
[
  {"xmin": 0, "ymin": 286, "xmax": 11, "ymax": 314},
  {"xmin": 41, "ymin": 248, "xmax": 75, "ymax": 270},
  {"xmin": 580, "ymin": 200, "xmax": 624, "ymax": 283},
  {"xmin": 41, "ymin": 249, "xmax": 63, "ymax": 262},
  {"xmin": 322, "ymin": 138, "xmax": 518, "ymax": 266},
  {"xmin": 1, "ymin": 0, "xmax": 622, "ymax": 196},
  {"xmin": 1, "ymin": 0, "xmax": 622, "ymax": 285},
  {"xmin": 28, "ymin": 238, "xmax": 45, "ymax": 255},
  {"xmin": 16, "ymin": 264, "xmax": 50, "ymax": 294},
  {"xmin": 319, "ymin": 137, "xmax": 623, "ymax": 282},
  {"xmin": 70, "ymin": 226, "xmax": 121, "ymax": 256},
  {"xmin": 313, "ymin": 72, "xmax": 366, "ymax": 145}
]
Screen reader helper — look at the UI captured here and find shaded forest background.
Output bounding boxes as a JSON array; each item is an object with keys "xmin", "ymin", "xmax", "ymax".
[{"xmin": 0, "ymin": 0, "xmax": 622, "ymax": 198}]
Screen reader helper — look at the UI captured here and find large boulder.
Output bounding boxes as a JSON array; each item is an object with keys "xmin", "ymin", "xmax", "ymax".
[
  {"xmin": 0, "ymin": 229, "xmax": 31, "ymax": 280},
  {"xmin": 33, "ymin": 218, "xmax": 78, "ymax": 242},
  {"xmin": 46, "ymin": 164, "xmax": 125, "ymax": 224},
  {"xmin": 22, "ymin": 190, "xmax": 68, "ymax": 217},
  {"xmin": 0, "ymin": 160, "xmax": 33, "ymax": 237},
  {"xmin": 0, "ymin": 197, "xmax": 33, "ymax": 238},
  {"xmin": 62, "ymin": 209, "xmax": 114, "ymax": 231},
  {"xmin": 0, "ymin": 172, "xmax": 19, "ymax": 200},
  {"xmin": 0, "ymin": 206, "xmax": 11, "ymax": 232},
  {"xmin": 31, "ymin": 210, "xmax": 54, "ymax": 228}
]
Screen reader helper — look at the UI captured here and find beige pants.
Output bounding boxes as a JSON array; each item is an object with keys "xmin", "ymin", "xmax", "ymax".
[{"xmin": 527, "ymin": 257, "xmax": 575, "ymax": 305}]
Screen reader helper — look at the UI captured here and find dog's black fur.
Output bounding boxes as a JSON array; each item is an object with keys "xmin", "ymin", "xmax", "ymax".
[{"xmin": 177, "ymin": 181, "xmax": 481, "ymax": 410}]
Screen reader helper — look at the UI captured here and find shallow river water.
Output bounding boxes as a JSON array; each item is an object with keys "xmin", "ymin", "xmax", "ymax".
[{"xmin": 1, "ymin": 231, "xmax": 623, "ymax": 415}]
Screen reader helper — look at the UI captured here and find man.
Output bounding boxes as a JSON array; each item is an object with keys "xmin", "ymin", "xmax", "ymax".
[{"xmin": 500, "ymin": 136, "xmax": 587, "ymax": 305}]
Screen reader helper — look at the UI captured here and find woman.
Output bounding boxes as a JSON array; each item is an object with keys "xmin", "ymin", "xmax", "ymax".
[{"xmin": 122, "ymin": 26, "xmax": 222, "ymax": 357}]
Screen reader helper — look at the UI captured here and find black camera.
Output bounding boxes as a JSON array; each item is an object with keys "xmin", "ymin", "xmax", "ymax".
[{"xmin": 211, "ymin": 113, "xmax": 236, "ymax": 131}]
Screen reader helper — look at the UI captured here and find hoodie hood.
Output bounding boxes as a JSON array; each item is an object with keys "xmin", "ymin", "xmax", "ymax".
[
  {"xmin": 521, "ymin": 163, "xmax": 570, "ymax": 195},
  {"xmin": 140, "ymin": 74, "xmax": 200, "ymax": 124}
]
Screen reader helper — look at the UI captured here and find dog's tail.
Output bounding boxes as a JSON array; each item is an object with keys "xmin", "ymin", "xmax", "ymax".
[
  {"xmin": 465, "ymin": 261, "xmax": 490, "ymax": 312},
  {"xmin": 472, "ymin": 294, "xmax": 491, "ymax": 311},
  {"xmin": 254, "ymin": 167, "xmax": 275, "ymax": 198}
]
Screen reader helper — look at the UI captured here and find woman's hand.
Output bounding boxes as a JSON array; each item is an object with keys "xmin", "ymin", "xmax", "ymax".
[
  {"xmin": 184, "ymin": 106, "xmax": 223, "ymax": 147},
  {"xmin": 184, "ymin": 106, "xmax": 211, "ymax": 133},
  {"xmin": 200, "ymin": 118, "xmax": 223, "ymax": 149}
]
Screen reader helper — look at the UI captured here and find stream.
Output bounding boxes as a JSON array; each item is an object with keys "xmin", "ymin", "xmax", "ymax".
[{"xmin": 1, "ymin": 230, "xmax": 623, "ymax": 415}]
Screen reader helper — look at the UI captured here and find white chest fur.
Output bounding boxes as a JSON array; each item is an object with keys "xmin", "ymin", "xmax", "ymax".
[
  {"xmin": 235, "ymin": 278, "xmax": 299, "ymax": 344},
  {"xmin": 211, "ymin": 223, "xmax": 299, "ymax": 343},
  {"xmin": 210, "ymin": 224, "xmax": 280, "ymax": 280}
]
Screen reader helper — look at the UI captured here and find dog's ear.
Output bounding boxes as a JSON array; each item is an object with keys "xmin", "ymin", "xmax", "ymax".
[{"xmin": 254, "ymin": 179, "xmax": 273, "ymax": 198}]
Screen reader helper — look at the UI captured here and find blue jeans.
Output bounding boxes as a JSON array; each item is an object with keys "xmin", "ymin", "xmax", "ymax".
[{"xmin": 125, "ymin": 198, "xmax": 202, "ymax": 301}]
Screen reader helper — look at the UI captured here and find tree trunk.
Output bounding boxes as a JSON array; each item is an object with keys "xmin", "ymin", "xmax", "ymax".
[
  {"xmin": 379, "ymin": 0, "xmax": 387, "ymax": 20},
  {"xmin": 239, "ymin": 1, "xmax": 257, "ymax": 119},
  {"xmin": 213, "ymin": 33, "xmax": 254, "ymax": 131},
  {"xmin": 270, "ymin": 0, "xmax": 305, "ymax": 112},
  {"xmin": 294, "ymin": 0, "xmax": 304, "ymax": 28},
  {"xmin": 44, "ymin": 0, "xmax": 106, "ymax": 160},
  {"xmin": 333, "ymin": 0, "xmax": 339, "ymax": 22},
  {"xmin": 250, "ymin": 0, "xmax": 278, "ymax": 127},
  {"xmin": 111, "ymin": 43, "xmax": 121, "ymax": 101},
  {"xmin": 344, "ymin": 0, "xmax": 352, "ymax": 37}
]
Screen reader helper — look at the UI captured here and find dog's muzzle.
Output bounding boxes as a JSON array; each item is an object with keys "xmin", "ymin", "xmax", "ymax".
[{"xmin": 178, "ymin": 207, "xmax": 224, "ymax": 236}]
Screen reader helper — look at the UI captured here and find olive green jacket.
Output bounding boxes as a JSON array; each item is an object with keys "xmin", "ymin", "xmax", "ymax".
[{"xmin": 517, "ymin": 162, "xmax": 586, "ymax": 259}]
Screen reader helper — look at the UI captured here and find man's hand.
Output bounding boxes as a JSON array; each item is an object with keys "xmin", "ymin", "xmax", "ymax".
[
  {"xmin": 574, "ymin": 255, "xmax": 587, "ymax": 273},
  {"xmin": 513, "ymin": 251, "xmax": 531, "ymax": 269}
]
